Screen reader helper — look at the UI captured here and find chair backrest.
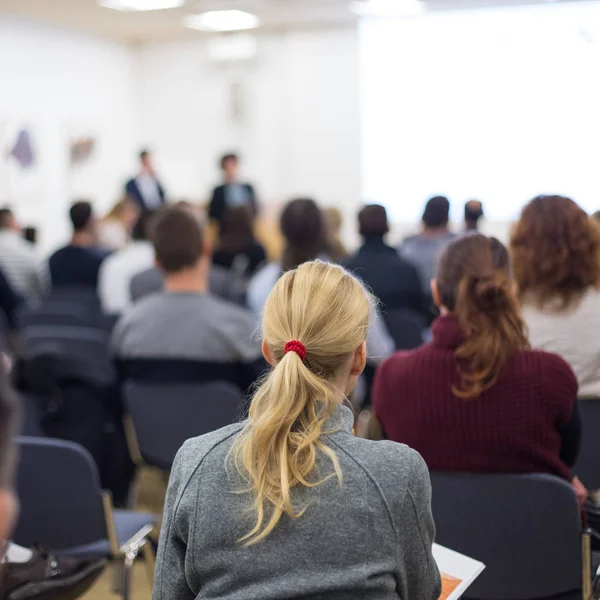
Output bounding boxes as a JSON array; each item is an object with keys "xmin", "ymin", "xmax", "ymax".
[
  {"xmin": 124, "ymin": 380, "xmax": 244, "ymax": 470},
  {"xmin": 13, "ymin": 437, "xmax": 108, "ymax": 550},
  {"xmin": 430, "ymin": 472, "xmax": 582, "ymax": 600},
  {"xmin": 130, "ymin": 267, "xmax": 163, "ymax": 304},
  {"xmin": 18, "ymin": 393, "xmax": 44, "ymax": 437},
  {"xmin": 574, "ymin": 398, "xmax": 600, "ymax": 490},
  {"xmin": 383, "ymin": 309, "xmax": 426, "ymax": 350}
]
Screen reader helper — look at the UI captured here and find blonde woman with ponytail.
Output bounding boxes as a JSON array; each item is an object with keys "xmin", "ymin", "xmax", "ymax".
[{"xmin": 154, "ymin": 261, "xmax": 441, "ymax": 600}]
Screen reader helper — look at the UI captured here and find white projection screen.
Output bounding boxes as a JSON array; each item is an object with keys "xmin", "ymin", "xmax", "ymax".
[{"xmin": 360, "ymin": 1, "xmax": 600, "ymax": 224}]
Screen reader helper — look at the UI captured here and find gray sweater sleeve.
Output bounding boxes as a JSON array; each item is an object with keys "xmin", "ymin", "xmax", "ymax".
[
  {"xmin": 153, "ymin": 444, "xmax": 195, "ymax": 600},
  {"xmin": 395, "ymin": 450, "xmax": 442, "ymax": 600}
]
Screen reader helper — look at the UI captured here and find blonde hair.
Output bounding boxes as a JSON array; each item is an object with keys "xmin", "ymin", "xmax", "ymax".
[{"xmin": 233, "ymin": 260, "xmax": 371, "ymax": 545}]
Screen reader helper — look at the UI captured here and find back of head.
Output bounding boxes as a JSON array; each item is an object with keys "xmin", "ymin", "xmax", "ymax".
[
  {"xmin": 0, "ymin": 208, "xmax": 14, "ymax": 231},
  {"xmin": 151, "ymin": 206, "xmax": 204, "ymax": 274},
  {"xmin": 69, "ymin": 201, "xmax": 93, "ymax": 233},
  {"xmin": 219, "ymin": 205, "xmax": 255, "ymax": 253},
  {"xmin": 358, "ymin": 204, "xmax": 388, "ymax": 238},
  {"xmin": 422, "ymin": 196, "xmax": 450, "ymax": 229},
  {"xmin": 280, "ymin": 198, "xmax": 326, "ymax": 272},
  {"xmin": 436, "ymin": 234, "xmax": 529, "ymax": 398},
  {"xmin": 511, "ymin": 195, "xmax": 600, "ymax": 309},
  {"xmin": 464, "ymin": 200, "xmax": 484, "ymax": 227},
  {"xmin": 233, "ymin": 261, "xmax": 372, "ymax": 545}
]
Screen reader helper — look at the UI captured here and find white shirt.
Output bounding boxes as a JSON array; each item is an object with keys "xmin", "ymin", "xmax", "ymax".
[
  {"xmin": 0, "ymin": 230, "xmax": 48, "ymax": 303},
  {"xmin": 136, "ymin": 173, "xmax": 162, "ymax": 210},
  {"xmin": 98, "ymin": 241, "xmax": 155, "ymax": 314},
  {"xmin": 522, "ymin": 287, "xmax": 600, "ymax": 398}
]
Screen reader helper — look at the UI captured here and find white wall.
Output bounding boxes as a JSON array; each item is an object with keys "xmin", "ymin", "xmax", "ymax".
[
  {"xmin": 136, "ymin": 28, "xmax": 362, "ymax": 244},
  {"xmin": 0, "ymin": 16, "xmax": 139, "ymax": 252}
]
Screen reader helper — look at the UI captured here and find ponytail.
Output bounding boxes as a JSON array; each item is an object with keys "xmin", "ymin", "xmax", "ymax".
[
  {"xmin": 232, "ymin": 261, "xmax": 371, "ymax": 545},
  {"xmin": 437, "ymin": 235, "xmax": 530, "ymax": 399}
]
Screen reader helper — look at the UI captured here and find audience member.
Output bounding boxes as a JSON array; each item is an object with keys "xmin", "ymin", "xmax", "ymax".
[
  {"xmin": 324, "ymin": 206, "xmax": 348, "ymax": 261},
  {"xmin": 512, "ymin": 195, "xmax": 600, "ymax": 398},
  {"xmin": 125, "ymin": 149, "xmax": 166, "ymax": 213},
  {"xmin": 98, "ymin": 197, "xmax": 140, "ymax": 251},
  {"xmin": 373, "ymin": 235, "xmax": 583, "ymax": 498},
  {"xmin": 344, "ymin": 204, "xmax": 424, "ymax": 313},
  {"xmin": 212, "ymin": 206, "xmax": 267, "ymax": 277},
  {"xmin": 111, "ymin": 206, "xmax": 264, "ymax": 393},
  {"xmin": 98, "ymin": 211, "xmax": 154, "ymax": 314},
  {"xmin": 48, "ymin": 201, "xmax": 109, "ymax": 289},
  {"xmin": 0, "ymin": 208, "xmax": 48, "ymax": 303},
  {"xmin": 400, "ymin": 196, "xmax": 456, "ymax": 288},
  {"xmin": 464, "ymin": 199, "xmax": 484, "ymax": 232},
  {"xmin": 155, "ymin": 261, "xmax": 441, "ymax": 600},
  {"xmin": 209, "ymin": 153, "xmax": 258, "ymax": 230},
  {"xmin": 247, "ymin": 199, "xmax": 394, "ymax": 363},
  {"xmin": 0, "ymin": 267, "xmax": 23, "ymax": 332}
]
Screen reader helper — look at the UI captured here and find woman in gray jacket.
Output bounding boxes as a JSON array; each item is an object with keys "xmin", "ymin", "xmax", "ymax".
[{"xmin": 154, "ymin": 260, "xmax": 441, "ymax": 600}]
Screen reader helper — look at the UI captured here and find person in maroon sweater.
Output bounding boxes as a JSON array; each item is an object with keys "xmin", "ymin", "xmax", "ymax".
[{"xmin": 373, "ymin": 234, "xmax": 584, "ymax": 496}]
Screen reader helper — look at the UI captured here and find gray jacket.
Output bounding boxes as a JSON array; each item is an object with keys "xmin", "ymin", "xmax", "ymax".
[{"xmin": 154, "ymin": 404, "xmax": 441, "ymax": 600}]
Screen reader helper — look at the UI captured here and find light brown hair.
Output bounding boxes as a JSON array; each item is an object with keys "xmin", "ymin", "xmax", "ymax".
[
  {"xmin": 510, "ymin": 195, "xmax": 600, "ymax": 309},
  {"xmin": 437, "ymin": 234, "xmax": 529, "ymax": 398}
]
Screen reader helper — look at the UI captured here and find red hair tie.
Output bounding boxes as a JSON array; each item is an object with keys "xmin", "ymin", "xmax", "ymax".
[{"xmin": 284, "ymin": 340, "xmax": 306, "ymax": 361}]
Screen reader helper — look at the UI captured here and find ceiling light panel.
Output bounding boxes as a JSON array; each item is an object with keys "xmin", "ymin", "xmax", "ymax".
[{"xmin": 184, "ymin": 10, "xmax": 260, "ymax": 32}]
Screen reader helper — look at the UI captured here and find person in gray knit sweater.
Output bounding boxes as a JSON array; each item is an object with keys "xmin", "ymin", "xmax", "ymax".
[{"xmin": 154, "ymin": 261, "xmax": 441, "ymax": 600}]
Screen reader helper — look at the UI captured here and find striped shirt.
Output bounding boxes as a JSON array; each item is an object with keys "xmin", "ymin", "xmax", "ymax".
[{"xmin": 0, "ymin": 231, "xmax": 48, "ymax": 303}]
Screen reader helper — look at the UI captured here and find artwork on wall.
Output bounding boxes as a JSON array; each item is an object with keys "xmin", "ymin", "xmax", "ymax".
[{"xmin": 65, "ymin": 122, "xmax": 101, "ymax": 204}]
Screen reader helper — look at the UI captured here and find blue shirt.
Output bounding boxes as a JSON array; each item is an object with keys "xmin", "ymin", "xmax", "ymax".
[{"xmin": 49, "ymin": 245, "xmax": 109, "ymax": 289}]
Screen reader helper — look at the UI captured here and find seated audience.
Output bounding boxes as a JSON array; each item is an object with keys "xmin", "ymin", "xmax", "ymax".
[
  {"xmin": 373, "ymin": 235, "xmax": 583, "ymax": 496},
  {"xmin": 324, "ymin": 206, "xmax": 348, "ymax": 261},
  {"xmin": 464, "ymin": 199, "xmax": 484, "ymax": 233},
  {"xmin": 98, "ymin": 211, "xmax": 154, "ymax": 314},
  {"xmin": 209, "ymin": 153, "xmax": 258, "ymax": 231},
  {"xmin": 48, "ymin": 201, "xmax": 109, "ymax": 289},
  {"xmin": 98, "ymin": 197, "xmax": 140, "ymax": 251},
  {"xmin": 400, "ymin": 196, "xmax": 456, "ymax": 288},
  {"xmin": 511, "ymin": 195, "xmax": 600, "ymax": 399},
  {"xmin": 0, "ymin": 267, "xmax": 23, "ymax": 332},
  {"xmin": 0, "ymin": 208, "xmax": 48, "ymax": 303},
  {"xmin": 155, "ymin": 261, "xmax": 440, "ymax": 600},
  {"xmin": 247, "ymin": 198, "xmax": 394, "ymax": 363},
  {"xmin": 344, "ymin": 204, "xmax": 423, "ymax": 313},
  {"xmin": 111, "ymin": 206, "xmax": 264, "ymax": 393},
  {"xmin": 212, "ymin": 206, "xmax": 267, "ymax": 277}
]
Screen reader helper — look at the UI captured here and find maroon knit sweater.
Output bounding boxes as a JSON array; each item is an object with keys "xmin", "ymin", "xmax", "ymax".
[{"xmin": 372, "ymin": 315, "xmax": 578, "ymax": 481}]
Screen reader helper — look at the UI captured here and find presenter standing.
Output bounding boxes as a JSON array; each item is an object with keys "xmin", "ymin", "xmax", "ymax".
[
  {"xmin": 125, "ymin": 149, "xmax": 166, "ymax": 214},
  {"xmin": 209, "ymin": 153, "xmax": 258, "ymax": 230}
]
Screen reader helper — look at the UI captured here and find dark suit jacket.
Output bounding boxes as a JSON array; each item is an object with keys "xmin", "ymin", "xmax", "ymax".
[
  {"xmin": 343, "ymin": 237, "xmax": 425, "ymax": 314},
  {"xmin": 125, "ymin": 177, "xmax": 166, "ymax": 212},
  {"xmin": 209, "ymin": 183, "xmax": 258, "ymax": 227}
]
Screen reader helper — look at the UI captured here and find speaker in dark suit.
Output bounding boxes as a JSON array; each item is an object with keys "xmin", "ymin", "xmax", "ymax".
[
  {"xmin": 209, "ymin": 153, "xmax": 258, "ymax": 229},
  {"xmin": 125, "ymin": 149, "xmax": 166, "ymax": 213}
]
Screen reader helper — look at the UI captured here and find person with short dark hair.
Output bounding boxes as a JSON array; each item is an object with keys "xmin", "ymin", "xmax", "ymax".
[
  {"xmin": 48, "ymin": 201, "xmax": 109, "ymax": 289},
  {"xmin": 209, "ymin": 152, "xmax": 258, "ymax": 230},
  {"xmin": 344, "ymin": 204, "xmax": 423, "ymax": 313},
  {"xmin": 0, "ymin": 207, "xmax": 48, "ymax": 303},
  {"xmin": 212, "ymin": 206, "xmax": 267, "ymax": 277},
  {"xmin": 400, "ymin": 196, "xmax": 456, "ymax": 289},
  {"xmin": 111, "ymin": 206, "xmax": 264, "ymax": 393},
  {"xmin": 464, "ymin": 199, "xmax": 484, "ymax": 232},
  {"xmin": 373, "ymin": 234, "xmax": 583, "ymax": 498},
  {"xmin": 125, "ymin": 149, "xmax": 166, "ymax": 213}
]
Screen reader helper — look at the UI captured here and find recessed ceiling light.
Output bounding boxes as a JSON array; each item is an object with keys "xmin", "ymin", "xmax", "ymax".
[
  {"xmin": 99, "ymin": 0, "xmax": 184, "ymax": 11},
  {"xmin": 184, "ymin": 10, "xmax": 260, "ymax": 32},
  {"xmin": 349, "ymin": 0, "xmax": 425, "ymax": 17}
]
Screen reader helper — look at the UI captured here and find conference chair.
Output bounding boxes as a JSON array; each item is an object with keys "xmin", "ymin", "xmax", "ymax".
[
  {"xmin": 123, "ymin": 380, "xmax": 244, "ymax": 472},
  {"xmin": 383, "ymin": 308, "xmax": 426, "ymax": 350},
  {"xmin": 430, "ymin": 472, "xmax": 597, "ymax": 600},
  {"xmin": 13, "ymin": 437, "xmax": 156, "ymax": 600},
  {"xmin": 574, "ymin": 399, "xmax": 600, "ymax": 491}
]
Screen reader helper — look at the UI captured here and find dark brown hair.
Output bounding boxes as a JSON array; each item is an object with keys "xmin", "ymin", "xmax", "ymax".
[
  {"xmin": 218, "ymin": 205, "xmax": 256, "ymax": 255},
  {"xmin": 280, "ymin": 199, "xmax": 328, "ymax": 272},
  {"xmin": 437, "ymin": 234, "xmax": 530, "ymax": 398},
  {"xmin": 151, "ymin": 206, "xmax": 204, "ymax": 274},
  {"xmin": 358, "ymin": 204, "xmax": 389, "ymax": 238},
  {"xmin": 510, "ymin": 195, "xmax": 600, "ymax": 309}
]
